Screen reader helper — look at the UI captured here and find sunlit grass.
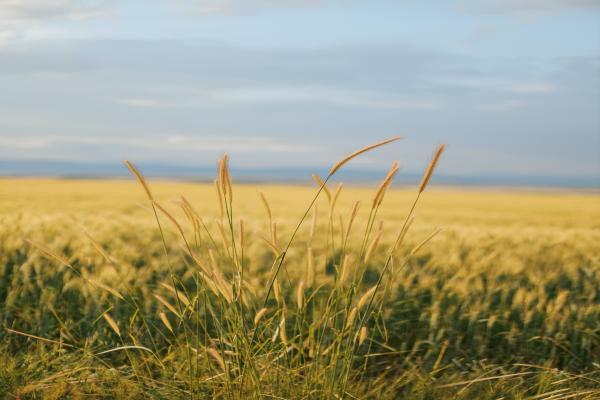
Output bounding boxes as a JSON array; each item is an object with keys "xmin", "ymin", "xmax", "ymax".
[{"xmin": 1, "ymin": 164, "xmax": 599, "ymax": 398}]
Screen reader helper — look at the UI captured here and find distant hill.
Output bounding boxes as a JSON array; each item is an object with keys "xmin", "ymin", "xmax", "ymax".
[{"xmin": 0, "ymin": 160, "xmax": 598, "ymax": 189}]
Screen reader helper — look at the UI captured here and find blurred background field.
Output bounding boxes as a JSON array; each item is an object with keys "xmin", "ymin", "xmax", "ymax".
[{"xmin": 1, "ymin": 178, "xmax": 599, "ymax": 398}]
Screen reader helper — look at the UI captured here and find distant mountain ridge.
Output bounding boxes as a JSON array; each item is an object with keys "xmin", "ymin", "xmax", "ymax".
[{"xmin": 0, "ymin": 160, "xmax": 598, "ymax": 189}]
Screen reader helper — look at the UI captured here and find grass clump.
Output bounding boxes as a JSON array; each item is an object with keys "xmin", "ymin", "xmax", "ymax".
[{"xmin": 1, "ymin": 139, "xmax": 599, "ymax": 399}]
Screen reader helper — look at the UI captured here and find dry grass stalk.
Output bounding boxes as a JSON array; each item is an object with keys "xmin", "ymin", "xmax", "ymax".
[
  {"xmin": 25, "ymin": 239, "xmax": 72, "ymax": 268},
  {"xmin": 410, "ymin": 228, "xmax": 443, "ymax": 255},
  {"xmin": 339, "ymin": 216, "xmax": 346, "ymax": 245},
  {"xmin": 346, "ymin": 307, "xmax": 358, "ymax": 329},
  {"xmin": 373, "ymin": 161, "xmax": 399, "ymax": 208},
  {"xmin": 394, "ymin": 215, "xmax": 415, "ymax": 251},
  {"xmin": 154, "ymin": 294, "xmax": 180, "ymax": 317},
  {"xmin": 273, "ymin": 280, "xmax": 282, "ymax": 304},
  {"xmin": 311, "ymin": 174, "xmax": 332, "ymax": 203},
  {"xmin": 154, "ymin": 202, "xmax": 192, "ymax": 253},
  {"xmin": 309, "ymin": 204, "xmax": 318, "ymax": 244},
  {"xmin": 344, "ymin": 201, "xmax": 360, "ymax": 243},
  {"xmin": 218, "ymin": 154, "xmax": 233, "ymax": 202},
  {"xmin": 125, "ymin": 160, "xmax": 153, "ymax": 201},
  {"xmin": 330, "ymin": 183, "xmax": 343, "ymax": 216},
  {"xmin": 357, "ymin": 285, "xmax": 377, "ymax": 309},
  {"xmin": 159, "ymin": 312, "xmax": 174, "ymax": 334},
  {"xmin": 179, "ymin": 197, "xmax": 202, "ymax": 237},
  {"xmin": 433, "ymin": 340, "xmax": 449, "ymax": 371},
  {"xmin": 160, "ymin": 283, "xmax": 191, "ymax": 307},
  {"xmin": 359, "ymin": 326, "xmax": 368, "ymax": 345},
  {"xmin": 5, "ymin": 328, "xmax": 75, "ymax": 348},
  {"xmin": 217, "ymin": 222, "xmax": 230, "ymax": 252},
  {"xmin": 207, "ymin": 347, "xmax": 226, "ymax": 371},
  {"xmin": 271, "ymin": 222, "xmax": 278, "ymax": 248},
  {"xmin": 279, "ymin": 313, "xmax": 288, "ymax": 344},
  {"xmin": 211, "ymin": 270, "xmax": 233, "ymax": 303},
  {"xmin": 259, "ymin": 191, "xmax": 272, "ymax": 225},
  {"xmin": 364, "ymin": 230, "xmax": 383, "ymax": 264},
  {"xmin": 262, "ymin": 236, "xmax": 282, "ymax": 256},
  {"xmin": 214, "ymin": 179, "xmax": 224, "ymax": 219},
  {"xmin": 254, "ymin": 307, "xmax": 268, "ymax": 325},
  {"xmin": 339, "ymin": 255, "xmax": 352, "ymax": 285},
  {"xmin": 82, "ymin": 228, "xmax": 118, "ymax": 265},
  {"xmin": 239, "ymin": 219, "xmax": 245, "ymax": 249},
  {"xmin": 328, "ymin": 136, "xmax": 401, "ymax": 176},
  {"xmin": 296, "ymin": 280, "xmax": 304, "ymax": 310},
  {"xmin": 419, "ymin": 144, "xmax": 446, "ymax": 193},
  {"xmin": 306, "ymin": 247, "xmax": 315, "ymax": 288},
  {"xmin": 102, "ymin": 313, "xmax": 121, "ymax": 337},
  {"xmin": 89, "ymin": 279, "xmax": 125, "ymax": 301}
]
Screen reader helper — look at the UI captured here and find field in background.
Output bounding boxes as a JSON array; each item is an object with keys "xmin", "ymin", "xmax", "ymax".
[{"xmin": 1, "ymin": 178, "xmax": 599, "ymax": 398}]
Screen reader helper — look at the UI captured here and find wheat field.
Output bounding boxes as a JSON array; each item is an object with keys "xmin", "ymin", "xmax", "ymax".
[{"xmin": 1, "ymin": 166, "xmax": 599, "ymax": 398}]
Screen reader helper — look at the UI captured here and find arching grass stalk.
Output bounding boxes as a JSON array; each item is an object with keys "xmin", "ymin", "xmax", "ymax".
[{"xmin": 339, "ymin": 144, "xmax": 446, "ymax": 393}]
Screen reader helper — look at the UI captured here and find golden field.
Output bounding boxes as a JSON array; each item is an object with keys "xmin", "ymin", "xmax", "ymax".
[{"xmin": 1, "ymin": 176, "xmax": 599, "ymax": 399}]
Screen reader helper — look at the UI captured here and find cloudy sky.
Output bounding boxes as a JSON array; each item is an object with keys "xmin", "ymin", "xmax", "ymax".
[{"xmin": 1, "ymin": 0, "xmax": 599, "ymax": 179}]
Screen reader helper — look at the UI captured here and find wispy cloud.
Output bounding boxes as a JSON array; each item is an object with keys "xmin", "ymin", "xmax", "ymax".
[
  {"xmin": 434, "ymin": 77, "xmax": 557, "ymax": 94},
  {"xmin": 0, "ymin": 134, "xmax": 315, "ymax": 159},
  {"xmin": 506, "ymin": 83, "xmax": 555, "ymax": 94},
  {"xmin": 179, "ymin": 0, "xmax": 325, "ymax": 15},
  {"xmin": 116, "ymin": 98, "xmax": 168, "ymax": 108},
  {"xmin": 207, "ymin": 86, "xmax": 440, "ymax": 109},
  {"xmin": 479, "ymin": 100, "xmax": 525, "ymax": 112},
  {"xmin": 0, "ymin": 0, "xmax": 111, "ymax": 43},
  {"xmin": 114, "ymin": 88, "xmax": 439, "ymax": 110},
  {"xmin": 456, "ymin": 0, "xmax": 600, "ymax": 16},
  {"xmin": 0, "ymin": 1, "xmax": 109, "ymax": 22}
]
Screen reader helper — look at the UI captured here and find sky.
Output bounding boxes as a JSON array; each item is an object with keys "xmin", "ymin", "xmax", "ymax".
[{"xmin": 0, "ymin": 0, "xmax": 599, "ymax": 180}]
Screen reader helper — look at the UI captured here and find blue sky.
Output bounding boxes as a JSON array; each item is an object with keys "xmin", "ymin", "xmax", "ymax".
[{"xmin": 0, "ymin": 0, "xmax": 599, "ymax": 178}]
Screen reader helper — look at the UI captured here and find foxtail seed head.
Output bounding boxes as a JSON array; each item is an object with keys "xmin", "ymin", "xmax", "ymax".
[
  {"xmin": 419, "ymin": 144, "xmax": 446, "ymax": 193},
  {"xmin": 328, "ymin": 136, "xmax": 401, "ymax": 176}
]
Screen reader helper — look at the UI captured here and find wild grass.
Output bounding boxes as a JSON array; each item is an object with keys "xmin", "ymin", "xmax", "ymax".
[{"xmin": 0, "ymin": 141, "xmax": 599, "ymax": 399}]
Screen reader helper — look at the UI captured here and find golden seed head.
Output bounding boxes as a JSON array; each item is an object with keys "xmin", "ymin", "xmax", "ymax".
[
  {"xmin": 103, "ymin": 313, "xmax": 121, "ymax": 337},
  {"xmin": 125, "ymin": 160, "xmax": 153, "ymax": 201},
  {"xmin": 419, "ymin": 144, "xmax": 446, "ymax": 193},
  {"xmin": 359, "ymin": 326, "xmax": 368, "ymax": 345},
  {"xmin": 254, "ymin": 307, "xmax": 268, "ymax": 325},
  {"xmin": 373, "ymin": 161, "xmax": 399, "ymax": 208},
  {"xmin": 357, "ymin": 285, "xmax": 378, "ymax": 310},
  {"xmin": 311, "ymin": 173, "xmax": 332, "ymax": 203},
  {"xmin": 328, "ymin": 136, "xmax": 401, "ymax": 176}
]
